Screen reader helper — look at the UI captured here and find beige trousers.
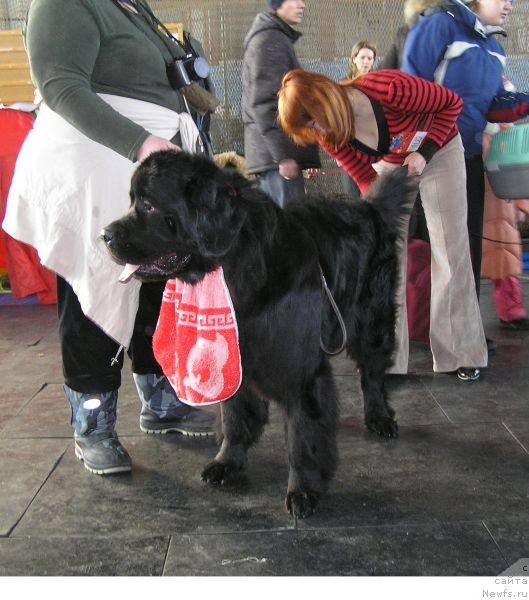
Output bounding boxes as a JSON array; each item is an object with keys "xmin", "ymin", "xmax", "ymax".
[{"xmin": 374, "ymin": 135, "xmax": 488, "ymax": 373}]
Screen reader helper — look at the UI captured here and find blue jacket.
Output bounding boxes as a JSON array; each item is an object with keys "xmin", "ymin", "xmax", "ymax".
[{"xmin": 402, "ymin": 0, "xmax": 529, "ymax": 156}]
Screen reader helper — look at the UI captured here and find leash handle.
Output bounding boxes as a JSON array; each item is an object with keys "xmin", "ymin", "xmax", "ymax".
[
  {"xmin": 317, "ymin": 169, "xmax": 346, "ymax": 176},
  {"xmin": 304, "ymin": 168, "xmax": 346, "ymax": 178},
  {"xmin": 319, "ymin": 265, "xmax": 347, "ymax": 355}
]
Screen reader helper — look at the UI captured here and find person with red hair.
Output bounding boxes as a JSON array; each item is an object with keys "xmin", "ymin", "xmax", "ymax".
[{"xmin": 278, "ymin": 68, "xmax": 487, "ymax": 381}]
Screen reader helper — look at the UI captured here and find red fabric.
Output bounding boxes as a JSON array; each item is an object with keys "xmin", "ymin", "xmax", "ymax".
[
  {"xmin": 0, "ymin": 109, "xmax": 56, "ymax": 304},
  {"xmin": 406, "ymin": 239, "xmax": 431, "ymax": 344},
  {"xmin": 492, "ymin": 276, "xmax": 526, "ymax": 322},
  {"xmin": 153, "ymin": 267, "xmax": 242, "ymax": 406},
  {"xmin": 481, "ymin": 128, "xmax": 529, "ymax": 280}
]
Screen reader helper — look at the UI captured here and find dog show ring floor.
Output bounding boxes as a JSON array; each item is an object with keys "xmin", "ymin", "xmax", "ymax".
[{"xmin": 0, "ymin": 279, "xmax": 528, "ymax": 576}]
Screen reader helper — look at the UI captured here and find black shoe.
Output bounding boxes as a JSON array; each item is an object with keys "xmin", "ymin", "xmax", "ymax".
[
  {"xmin": 486, "ymin": 337, "xmax": 497, "ymax": 352},
  {"xmin": 500, "ymin": 318, "xmax": 529, "ymax": 331},
  {"xmin": 140, "ymin": 405, "xmax": 216, "ymax": 437},
  {"xmin": 74, "ymin": 431, "xmax": 132, "ymax": 475},
  {"xmin": 457, "ymin": 367, "xmax": 481, "ymax": 381}
]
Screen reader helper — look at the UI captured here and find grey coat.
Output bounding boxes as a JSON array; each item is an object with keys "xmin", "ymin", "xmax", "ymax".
[
  {"xmin": 378, "ymin": 24, "xmax": 410, "ymax": 70},
  {"xmin": 242, "ymin": 12, "xmax": 320, "ymax": 174}
]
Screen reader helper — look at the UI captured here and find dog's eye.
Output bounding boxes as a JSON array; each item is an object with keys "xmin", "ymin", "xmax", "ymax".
[
  {"xmin": 165, "ymin": 216, "xmax": 176, "ymax": 232},
  {"xmin": 143, "ymin": 200, "xmax": 155, "ymax": 213}
]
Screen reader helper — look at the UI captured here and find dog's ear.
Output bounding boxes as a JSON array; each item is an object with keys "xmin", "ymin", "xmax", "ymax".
[
  {"xmin": 185, "ymin": 170, "xmax": 246, "ymax": 258},
  {"xmin": 196, "ymin": 207, "xmax": 245, "ymax": 258}
]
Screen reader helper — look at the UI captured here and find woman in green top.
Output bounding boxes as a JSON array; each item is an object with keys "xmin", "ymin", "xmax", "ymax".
[{"xmin": 3, "ymin": 0, "xmax": 215, "ymax": 475}]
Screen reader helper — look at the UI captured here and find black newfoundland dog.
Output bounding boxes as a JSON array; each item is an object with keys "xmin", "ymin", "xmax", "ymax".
[{"xmin": 103, "ymin": 151, "xmax": 416, "ymax": 518}]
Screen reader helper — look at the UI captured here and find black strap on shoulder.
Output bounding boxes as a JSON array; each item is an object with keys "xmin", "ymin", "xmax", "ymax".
[
  {"xmin": 350, "ymin": 96, "xmax": 390, "ymax": 156},
  {"xmin": 368, "ymin": 96, "xmax": 390, "ymax": 154},
  {"xmin": 109, "ymin": 0, "xmax": 185, "ymax": 61}
]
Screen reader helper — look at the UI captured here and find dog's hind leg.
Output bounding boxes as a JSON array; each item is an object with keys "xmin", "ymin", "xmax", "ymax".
[
  {"xmin": 350, "ymin": 248, "xmax": 400, "ymax": 438},
  {"xmin": 284, "ymin": 359, "xmax": 339, "ymax": 519},
  {"xmin": 201, "ymin": 382, "xmax": 268, "ymax": 486},
  {"xmin": 355, "ymin": 353, "xmax": 399, "ymax": 438}
]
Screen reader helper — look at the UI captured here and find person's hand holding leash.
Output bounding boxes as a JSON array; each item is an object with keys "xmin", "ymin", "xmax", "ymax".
[
  {"xmin": 279, "ymin": 158, "xmax": 299, "ymax": 180},
  {"xmin": 403, "ymin": 152, "xmax": 426, "ymax": 176},
  {"xmin": 136, "ymin": 134, "xmax": 182, "ymax": 162}
]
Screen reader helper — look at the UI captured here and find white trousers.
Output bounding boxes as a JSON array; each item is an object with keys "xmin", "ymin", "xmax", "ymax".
[{"xmin": 374, "ymin": 135, "xmax": 488, "ymax": 373}]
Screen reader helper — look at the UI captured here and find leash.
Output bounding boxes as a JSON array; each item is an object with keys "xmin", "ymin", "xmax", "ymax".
[
  {"xmin": 469, "ymin": 232, "xmax": 527, "ymax": 245},
  {"xmin": 319, "ymin": 265, "xmax": 347, "ymax": 355}
]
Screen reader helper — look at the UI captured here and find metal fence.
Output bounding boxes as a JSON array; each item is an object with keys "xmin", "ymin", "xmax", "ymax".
[{"xmin": 2, "ymin": 0, "xmax": 529, "ymax": 193}]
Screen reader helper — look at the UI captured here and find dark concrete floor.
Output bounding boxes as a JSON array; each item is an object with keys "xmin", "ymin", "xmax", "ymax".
[{"xmin": 0, "ymin": 279, "xmax": 528, "ymax": 576}]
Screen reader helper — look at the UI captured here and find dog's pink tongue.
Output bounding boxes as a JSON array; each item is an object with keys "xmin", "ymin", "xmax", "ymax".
[{"xmin": 119, "ymin": 263, "xmax": 140, "ymax": 283}]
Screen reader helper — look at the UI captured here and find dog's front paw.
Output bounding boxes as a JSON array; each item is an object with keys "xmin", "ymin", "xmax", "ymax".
[
  {"xmin": 201, "ymin": 460, "xmax": 240, "ymax": 486},
  {"xmin": 365, "ymin": 413, "xmax": 399, "ymax": 438},
  {"xmin": 285, "ymin": 490, "xmax": 319, "ymax": 519}
]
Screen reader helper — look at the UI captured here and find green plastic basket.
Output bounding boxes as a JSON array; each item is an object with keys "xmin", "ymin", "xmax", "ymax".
[{"xmin": 485, "ymin": 123, "xmax": 529, "ymax": 199}]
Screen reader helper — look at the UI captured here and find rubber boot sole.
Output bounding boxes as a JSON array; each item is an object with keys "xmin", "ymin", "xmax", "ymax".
[
  {"xmin": 139, "ymin": 422, "xmax": 214, "ymax": 437},
  {"xmin": 74, "ymin": 442, "xmax": 132, "ymax": 475}
]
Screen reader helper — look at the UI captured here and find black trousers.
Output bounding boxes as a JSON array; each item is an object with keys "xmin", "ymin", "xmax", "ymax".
[
  {"xmin": 57, "ymin": 276, "xmax": 164, "ymax": 394},
  {"xmin": 465, "ymin": 155, "xmax": 486, "ymax": 301}
]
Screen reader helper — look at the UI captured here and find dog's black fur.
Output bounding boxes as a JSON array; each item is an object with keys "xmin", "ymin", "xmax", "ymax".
[{"xmin": 103, "ymin": 151, "xmax": 416, "ymax": 518}]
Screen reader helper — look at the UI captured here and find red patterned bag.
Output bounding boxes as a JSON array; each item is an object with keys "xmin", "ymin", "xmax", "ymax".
[{"xmin": 153, "ymin": 266, "xmax": 242, "ymax": 406}]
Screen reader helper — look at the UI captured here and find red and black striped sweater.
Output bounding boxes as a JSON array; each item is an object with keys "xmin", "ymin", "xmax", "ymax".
[{"xmin": 321, "ymin": 70, "xmax": 463, "ymax": 194}]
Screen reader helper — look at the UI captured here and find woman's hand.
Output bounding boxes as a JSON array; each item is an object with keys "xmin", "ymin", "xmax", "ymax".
[
  {"xmin": 403, "ymin": 152, "xmax": 426, "ymax": 176},
  {"xmin": 136, "ymin": 134, "xmax": 182, "ymax": 162},
  {"xmin": 279, "ymin": 158, "xmax": 300, "ymax": 180}
]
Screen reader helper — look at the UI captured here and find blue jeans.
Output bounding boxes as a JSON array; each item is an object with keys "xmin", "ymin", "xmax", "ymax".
[
  {"xmin": 341, "ymin": 172, "xmax": 360, "ymax": 199},
  {"xmin": 258, "ymin": 169, "xmax": 306, "ymax": 208}
]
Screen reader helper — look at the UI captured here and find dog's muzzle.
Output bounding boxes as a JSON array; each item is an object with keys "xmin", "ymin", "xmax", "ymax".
[{"xmin": 101, "ymin": 225, "xmax": 130, "ymax": 253}]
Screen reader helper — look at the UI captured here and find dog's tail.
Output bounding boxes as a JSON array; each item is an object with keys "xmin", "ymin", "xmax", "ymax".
[{"xmin": 363, "ymin": 166, "xmax": 418, "ymax": 234}]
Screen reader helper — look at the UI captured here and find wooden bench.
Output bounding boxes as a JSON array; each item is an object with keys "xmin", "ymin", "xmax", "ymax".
[
  {"xmin": 0, "ymin": 23, "xmax": 184, "ymax": 105},
  {"xmin": 0, "ymin": 30, "xmax": 33, "ymax": 104}
]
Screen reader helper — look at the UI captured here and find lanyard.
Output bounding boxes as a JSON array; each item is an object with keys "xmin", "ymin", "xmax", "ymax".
[{"xmin": 110, "ymin": 0, "xmax": 185, "ymax": 61}]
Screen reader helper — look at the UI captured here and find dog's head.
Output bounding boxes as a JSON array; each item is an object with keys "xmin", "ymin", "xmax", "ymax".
[{"xmin": 103, "ymin": 151, "xmax": 247, "ymax": 283}]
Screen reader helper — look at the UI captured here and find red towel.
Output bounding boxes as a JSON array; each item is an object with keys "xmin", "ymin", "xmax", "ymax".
[{"xmin": 153, "ymin": 266, "xmax": 242, "ymax": 406}]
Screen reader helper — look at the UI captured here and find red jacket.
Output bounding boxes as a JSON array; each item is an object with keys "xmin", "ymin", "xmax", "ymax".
[{"xmin": 322, "ymin": 70, "xmax": 462, "ymax": 194}]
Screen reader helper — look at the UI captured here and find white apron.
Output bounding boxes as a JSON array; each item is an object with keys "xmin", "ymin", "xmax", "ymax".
[{"xmin": 2, "ymin": 94, "xmax": 199, "ymax": 347}]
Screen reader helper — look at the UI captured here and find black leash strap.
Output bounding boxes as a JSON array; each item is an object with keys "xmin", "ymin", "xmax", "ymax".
[
  {"xmin": 319, "ymin": 265, "xmax": 347, "ymax": 355},
  {"xmin": 469, "ymin": 231, "xmax": 526, "ymax": 245}
]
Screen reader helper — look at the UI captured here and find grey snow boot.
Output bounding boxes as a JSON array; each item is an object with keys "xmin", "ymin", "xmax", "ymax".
[
  {"xmin": 133, "ymin": 373, "xmax": 216, "ymax": 437},
  {"xmin": 65, "ymin": 385, "xmax": 132, "ymax": 475}
]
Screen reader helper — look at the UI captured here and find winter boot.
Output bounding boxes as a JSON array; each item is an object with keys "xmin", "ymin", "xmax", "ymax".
[
  {"xmin": 133, "ymin": 373, "xmax": 215, "ymax": 437},
  {"xmin": 65, "ymin": 385, "xmax": 132, "ymax": 475}
]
